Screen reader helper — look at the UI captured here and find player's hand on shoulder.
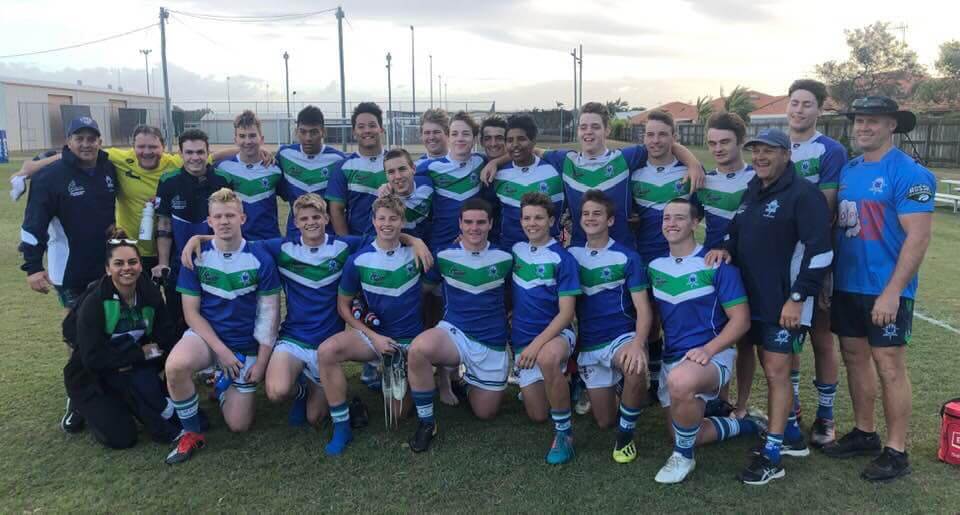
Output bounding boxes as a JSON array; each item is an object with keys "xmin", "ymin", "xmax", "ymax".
[
  {"xmin": 480, "ymin": 161, "xmax": 498, "ymax": 186},
  {"xmin": 704, "ymin": 249, "xmax": 731, "ymax": 266}
]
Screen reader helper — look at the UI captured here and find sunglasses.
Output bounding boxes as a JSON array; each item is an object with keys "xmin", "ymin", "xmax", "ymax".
[{"xmin": 108, "ymin": 238, "xmax": 138, "ymax": 245}]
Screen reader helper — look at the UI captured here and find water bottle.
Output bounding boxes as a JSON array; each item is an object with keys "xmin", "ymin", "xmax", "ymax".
[
  {"xmin": 351, "ymin": 298, "xmax": 364, "ymax": 320},
  {"xmin": 138, "ymin": 198, "xmax": 156, "ymax": 241},
  {"xmin": 363, "ymin": 311, "xmax": 381, "ymax": 328}
]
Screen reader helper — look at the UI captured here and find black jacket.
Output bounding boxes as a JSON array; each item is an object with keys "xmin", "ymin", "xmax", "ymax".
[
  {"xmin": 725, "ymin": 165, "xmax": 833, "ymax": 325},
  {"xmin": 63, "ymin": 275, "xmax": 177, "ymax": 399},
  {"xmin": 20, "ymin": 147, "xmax": 117, "ymax": 288}
]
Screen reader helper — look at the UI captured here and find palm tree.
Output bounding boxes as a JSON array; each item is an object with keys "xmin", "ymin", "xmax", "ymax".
[
  {"xmin": 605, "ymin": 97, "xmax": 631, "ymax": 114},
  {"xmin": 695, "ymin": 96, "xmax": 714, "ymax": 125},
  {"xmin": 723, "ymin": 85, "xmax": 755, "ymax": 122}
]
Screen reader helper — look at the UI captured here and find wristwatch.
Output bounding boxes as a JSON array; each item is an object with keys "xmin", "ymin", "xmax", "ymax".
[{"xmin": 790, "ymin": 292, "xmax": 804, "ymax": 302}]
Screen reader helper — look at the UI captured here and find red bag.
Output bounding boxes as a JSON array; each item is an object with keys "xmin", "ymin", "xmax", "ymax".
[{"xmin": 938, "ymin": 398, "xmax": 960, "ymax": 465}]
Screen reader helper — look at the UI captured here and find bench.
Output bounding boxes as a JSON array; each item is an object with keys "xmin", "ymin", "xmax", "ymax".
[{"xmin": 935, "ymin": 193, "xmax": 960, "ymax": 213}]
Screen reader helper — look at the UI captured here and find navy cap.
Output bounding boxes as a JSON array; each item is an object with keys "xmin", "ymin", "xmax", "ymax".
[
  {"xmin": 66, "ymin": 116, "xmax": 100, "ymax": 137},
  {"xmin": 743, "ymin": 128, "xmax": 790, "ymax": 150}
]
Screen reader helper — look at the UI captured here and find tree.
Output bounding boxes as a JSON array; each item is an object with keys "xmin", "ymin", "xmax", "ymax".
[
  {"xmin": 605, "ymin": 97, "xmax": 631, "ymax": 114},
  {"xmin": 695, "ymin": 96, "xmax": 713, "ymax": 125},
  {"xmin": 722, "ymin": 86, "xmax": 755, "ymax": 122},
  {"xmin": 816, "ymin": 22, "xmax": 926, "ymax": 108},
  {"xmin": 912, "ymin": 40, "xmax": 960, "ymax": 105}
]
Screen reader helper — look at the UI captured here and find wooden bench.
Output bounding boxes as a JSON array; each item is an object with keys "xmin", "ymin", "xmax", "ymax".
[{"xmin": 935, "ymin": 193, "xmax": 960, "ymax": 212}]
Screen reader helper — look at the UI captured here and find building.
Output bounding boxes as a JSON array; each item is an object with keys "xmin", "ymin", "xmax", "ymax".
[{"xmin": 0, "ymin": 76, "xmax": 164, "ymax": 152}]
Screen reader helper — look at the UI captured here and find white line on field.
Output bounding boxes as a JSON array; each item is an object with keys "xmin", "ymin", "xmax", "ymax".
[{"xmin": 915, "ymin": 310, "xmax": 960, "ymax": 335}]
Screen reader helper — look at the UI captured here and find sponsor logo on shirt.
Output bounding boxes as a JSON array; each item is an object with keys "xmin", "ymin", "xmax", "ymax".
[
  {"xmin": 171, "ymin": 195, "xmax": 187, "ymax": 210},
  {"xmin": 906, "ymin": 184, "xmax": 932, "ymax": 203},
  {"xmin": 105, "ymin": 176, "xmax": 115, "ymax": 192},
  {"xmin": 869, "ymin": 177, "xmax": 886, "ymax": 194}
]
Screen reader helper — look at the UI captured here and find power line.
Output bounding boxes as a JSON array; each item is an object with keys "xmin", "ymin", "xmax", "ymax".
[
  {"xmin": 168, "ymin": 7, "xmax": 338, "ymax": 23},
  {"xmin": 0, "ymin": 23, "xmax": 157, "ymax": 59}
]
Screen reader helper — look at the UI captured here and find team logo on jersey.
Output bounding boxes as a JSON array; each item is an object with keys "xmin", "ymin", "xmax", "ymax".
[
  {"xmin": 487, "ymin": 265, "xmax": 500, "ymax": 278},
  {"xmin": 538, "ymin": 181, "xmax": 549, "ymax": 193},
  {"xmin": 67, "ymin": 180, "xmax": 85, "ymax": 197},
  {"xmin": 320, "ymin": 168, "xmax": 330, "ymax": 179},
  {"xmin": 260, "ymin": 177, "xmax": 271, "ymax": 189},
  {"xmin": 774, "ymin": 329, "xmax": 791, "ymax": 346},
  {"xmin": 763, "ymin": 200, "xmax": 780, "ymax": 218},
  {"xmin": 239, "ymin": 271, "xmax": 252, "ymax": 286},
  {"xmin": 171, "ymin": 195, "xmax": 187, "ymax": 210},
  {"xmin": 726, "ymin": 172, "xmax": 737, "ymax": 179},
  {"xmin": 536, "ymin": 264, "xmax": 546, "ymax": 277},
  {"xmin": 327, "ymin": 259, "xmax": 340, "ymax": 272},
  {"xmin": 604, "ymin": 164, "xmax": 615, "ymax": 178},
  {"xmin": 907, "ymin": 184, "xmax": 932, "ymax": 203},
  {"xmin": 869, "ymin": 177, "xmax": 886, "ymax": 194},
  {"xmin": 600, "ymin": 267, "xmax": 612, "ymax": 280},
  {"xmin": 673, "ymin": 180, "xmax": 685, "ymax": 194},
  {"xmin": 104, "ymin": 176, "xmax": 115, "ymax": 191},
  {"xmin": 687, "ymin": 274, "xmax": 699, "ymax": 287},
  {"xmin": 882, "ymin": 323, "xmax": 899, "ymax": 339},
  {"xmin": 800, "ymin": 160, "xmax": 811, "ymax": 172},
  {"xmin": 405, "ymin": 262, "xmax": 416, "ymax": 276}
]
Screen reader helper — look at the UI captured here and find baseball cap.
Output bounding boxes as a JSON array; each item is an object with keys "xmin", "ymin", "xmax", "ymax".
[
  {"xmin": 66, "ymin": 116, "xmax": 100, "ymax": 137},
  {"xmin": 743, "ymin": 128, "xmax": 790, "ymax": 150}
]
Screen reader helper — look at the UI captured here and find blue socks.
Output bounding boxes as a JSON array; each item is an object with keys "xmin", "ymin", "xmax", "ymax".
[
  {"xmin": 288, "ymin": 377, "xmax": 308, "ymax": 427},
  {"xmin": 785, "ymin": 410, "xmax": 802, "ymax": 441},
  {"xmin": 412, "ymin": 389, "xmax": 436, "ymax": 424},
  {"xmin": 707, "ymin": 415, "xmax": 758, "ymax": 443},
  {"xmin": 172, "ymin": 393, "xmax": 202, "ymax": 434},
  {"xmin": 325, "ymin": 402, "xmax": 352, "ymax": 456},
  {"xmin": 673, "ymin": 421, "xmax": 700, "ymax": 459},
  {"xmin": 618, "ymin": 402, "xmax": 642, "ymax": 437},
  {"xmin": 764, "ymin": 433, "xmax": 783, "ymax": 464},
  {"xmin": 551, "ymin": 409, "xmax": 572, "ymax": 436},
  {"xmin": 814, "ymin": 380, "xmax": 837, "ymax": 420}
]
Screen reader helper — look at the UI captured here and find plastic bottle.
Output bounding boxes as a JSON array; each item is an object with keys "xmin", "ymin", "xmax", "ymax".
[{"xmin": 138, "ymin": 199, "xmax": 156, "ymax": 241}]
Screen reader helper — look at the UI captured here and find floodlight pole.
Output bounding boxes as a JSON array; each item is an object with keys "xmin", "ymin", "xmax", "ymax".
[
  {"xmin": 571, "ymin": 48, "xmax": 578, "ymax": 128},
  {"xmin": 386, "ymin": 53, "xmax": 393, "ymax": 147},
  {"xmin": 578, "ymin": 44, "xmax": 583, "ymax": 108},
  {"xmin": 410, "ymin": 26, "xmax": 416, "ymax": 118},
  {"xmin": 429, "ymin": 54, "xmax": 433, "ymax": 108},
  {"xmin": 226, "ymin": 76, "xmax": 231, "ymax": 113},
  {"xmin": 139, "ymin": 49, "xmax": 152, "ymax": 95},
  {"xmin": 159, "ymin": 7, "xmax": 173, "ymax": 151},
  {"xmin": 284, "ymin": 51, "xmax": 291, "ymax": 144},
  {"xmin": 336, "ymin": 6, "xmax": 347, "ymax": 151}
]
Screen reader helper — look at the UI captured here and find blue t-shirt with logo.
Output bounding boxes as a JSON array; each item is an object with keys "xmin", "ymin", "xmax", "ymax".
[{"xmin": 834, "ymin": 147, "xmax": 936, "ymax": 299}]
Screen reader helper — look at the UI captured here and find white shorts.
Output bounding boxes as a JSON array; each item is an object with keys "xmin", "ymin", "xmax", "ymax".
[
  {"xmin": 275, "ymin": 339, "xmax": 322, "ymax": 384},
  {"xmin": 184, "ymin": 329, "xmax": 260, "ymax": 394},
  {"xmin": 577, "ymin": 332, "xmax": 635, "ymax": 390},
  {"xmin": 514, "ymin": 329, "xmax": 576, "ymax": 389},
  {"xmin": 657, "ymin": 348, "xmax": 736, "ymax": 407},
  {"xmin": 437, "ymin": 321, "xmax": 509, "ymax": 391}
]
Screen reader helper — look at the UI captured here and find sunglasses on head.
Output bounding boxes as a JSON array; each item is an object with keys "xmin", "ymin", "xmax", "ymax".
[
  {"xmin": 851, "ymin": 97, "xmax": 892, "ymax": 109},
  {"xmin": 108, "ymin": 238, "xmax": 138, "ymax": 245}
]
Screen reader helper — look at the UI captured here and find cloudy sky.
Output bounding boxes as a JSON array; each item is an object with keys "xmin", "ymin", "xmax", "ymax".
[{"xmin": 0, "ymin": 0, "xmax": 955, "ymax": 111}]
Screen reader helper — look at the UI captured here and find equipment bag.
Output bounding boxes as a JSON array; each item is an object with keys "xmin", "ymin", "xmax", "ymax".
[{"xmin": 939, "ymin": 397, "xmax": 960, "ymax": 465}]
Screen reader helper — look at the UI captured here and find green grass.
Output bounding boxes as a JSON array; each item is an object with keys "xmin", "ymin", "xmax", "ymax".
[{"xmin": 2, "ymin": 155, "xmax": 960, "ymax": 512}]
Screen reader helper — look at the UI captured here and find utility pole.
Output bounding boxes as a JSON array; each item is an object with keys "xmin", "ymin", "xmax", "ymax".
[
  {"xmin": 578, "ymin": 44, "xmax": 583, "ymax": 108},
  {"xmin": 571, "ymin": 48, "xmax": 579, "ymax": 126},
  {"xmin": 139, "ymin": 49, "xmax": 152, "ymax": 95},
  {"xmin": 386, "ymin": 53, "xmax": 393, "ymax": 147},
  {"xmin": 283, "ymin": 51, "xmax": 291, "ymax": 144},
  {"xmin": 556, "ymin": 101, "xmax": 564, "ymax": 143},
  {"xmin": 438, "ymin": 74, "xmax": 442, "ymax": 109},
  {"xmin": 159, "ymin": 7, "xmax": 174, "ymax": 151},
  {"xmin": 226, "ymin": 76, "xmax": 231, "ymax": 113},
  {"xmin": 444, "ymin": 81, "xmax": 448, "ymax": 111},
  {"xmin": 336, "ymin": 6, "xmax": 347, "ymax": 151},
  {"xmin": 429, "ymin": 54, "xmax": 433, "ymax": 108},
  {"xmin": 410, "ymin": 26, "xmax": 416, "ymax": 118}
]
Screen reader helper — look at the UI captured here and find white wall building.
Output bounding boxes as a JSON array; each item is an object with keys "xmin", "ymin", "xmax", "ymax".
[{"xmin": 0, "ymin": 76, "xmax": 164, "ymax": 152}]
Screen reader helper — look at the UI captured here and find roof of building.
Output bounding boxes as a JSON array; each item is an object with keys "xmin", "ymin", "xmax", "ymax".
[
  {"xmin": 629, "ymin": 102, "xmax": 697, "ymax": 125},
  {"xmin": 0, "ymin": 76, "xmax": 163, "ymax": 100}
]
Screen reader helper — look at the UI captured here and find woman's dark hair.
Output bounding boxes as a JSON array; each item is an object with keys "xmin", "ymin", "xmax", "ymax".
[{"xmin": 105, "ymin": 225, "xmax": 140, "ymax": 264}]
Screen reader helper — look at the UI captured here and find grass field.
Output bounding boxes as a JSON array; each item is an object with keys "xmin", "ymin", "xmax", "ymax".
[{"xmin": 1, "ymin": 150, "xmax": 959, "ymax": 512}]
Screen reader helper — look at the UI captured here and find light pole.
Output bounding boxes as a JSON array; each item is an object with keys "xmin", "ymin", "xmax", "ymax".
[
  {"xmin": 429, "ymin": 54, "xmax": 433, "ymax": 108},
  {"xmin": 226, "ymin": 76, "xmax": 231, "ymax": 114},
  {"xmin": 386, "ymin": 53, "xmax": 393, "ymax": 147},
  {"xmin": 336, "ymin": 6, "xmax": 347, "ymax": 151},
  {"xmin": 410, "ymin": 26, "xmax": 416, "ymax": 117},
  {"xmin": 556, "ymin": 101, "xmax": 564, "ymax": 143},
  {"xmin": 139, "ymin": 49, "xmax": 152, "ymax": 95},
  {"xmin": 283, "ymin": 51, "xmax": 291, "ymax": 143}
]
